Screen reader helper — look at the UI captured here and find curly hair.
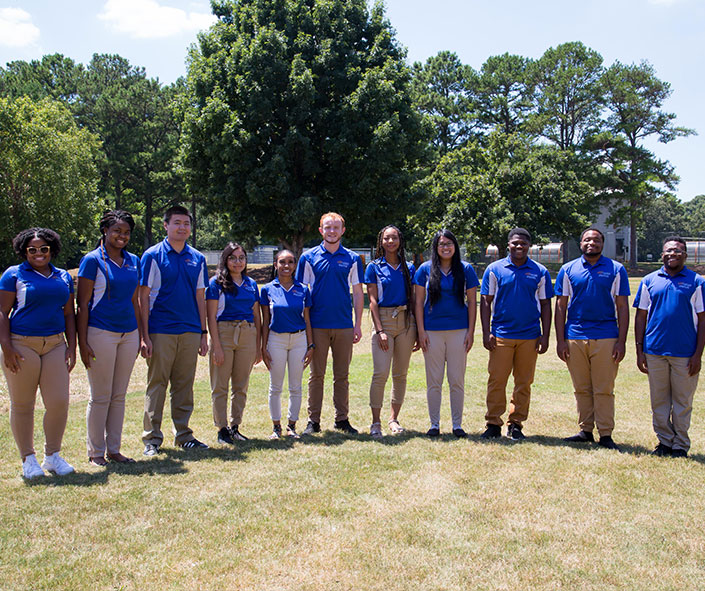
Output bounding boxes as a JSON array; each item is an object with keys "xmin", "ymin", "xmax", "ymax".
[
  {"xmin": 12, "ymin": 227, "xmax": 62, "ymax": 259},
  {"xmin": 216, "ymin": 242, "xmax": 247, "ymax": 294}
]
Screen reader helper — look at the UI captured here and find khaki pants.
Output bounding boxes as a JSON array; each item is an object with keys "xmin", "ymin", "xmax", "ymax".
[
  {"xmin": 645, "ymin": 354, "xmax": 699, "ymax": 452},
  {"xmin": 266, "ymin": 330, "xmax": 307, "ymax": 422},
  {"xmin": 1, "ymin": 333, "xmax": 69, "ymax": 459},
  {"xmin": 486, "ymin": 337, "xmax": 538, "ymax": 427},
  {"xmin": 308, "ymin": 327, "xmax": 353, "ymax": 423},
  {"xmin": 565, "ymin": 338, "xmax": 619, "ymax": 436},
  {"xmin": 423, "ymin": 329, "xmax": 467, "ymax": 429},
  {"xmin": 210, "ymin": 320, "xmax": 257, "ymax": 428},
  {"xmin": 85, "ymin": 327, "xmax": 139, "ymax": 457},
  {"xmin": 369, "ymin": 308, "xmax": 416, "ymax": 409},
  {"xmin": 143, "ymin": 332, "xmax": 201, "ymax": 446}
]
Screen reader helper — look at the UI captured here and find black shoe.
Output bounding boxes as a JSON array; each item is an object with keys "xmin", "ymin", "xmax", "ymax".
[
  {"xmin": 564, "ymin": 430, "xmax": 595, "ymax": 443},
  {"xmin": 230, "ymin": 427, "xmax": 248, "ymax": 441},
  {"xmin": 651, "ymin": 443, "xmax": 672, "ymax": 457},
  {"xmin": 143, "ymin": 443, "xmax": 160, "ymax": 456},
  {"xmin": 427, "ymin": 427, "xmax": 441, "ymax": 437},
  {"xmin": 334, "ymin": 419, "xmax": 358, "ymax": 435},
  {"xmin": 671, "ymin": 448, "xmax": 688, "ymax": 458},
  {"xmin": 180, "ymin": 438, "xmax": 209, "ymax": 450},
  {"xmin": 598, "ymin": 435, "xmax": 620, "ymax": 451},
  {"xmin": 507, "ymin": 423, "xmax": 526, "ymax": 441},
  {"xmin": 217, "ymin": 427, "xmax": 235, "ymax": 445},
  {"xmin": 452, "ymin": 428, "xmax": 467, "ymax": 438},
  {"xmin": 302, "ymin": 421, "xmax": 321, "ymax": 435},
  {"xmin": 481, "ymin": 424, "xmax": 501, "ymax": 439}
]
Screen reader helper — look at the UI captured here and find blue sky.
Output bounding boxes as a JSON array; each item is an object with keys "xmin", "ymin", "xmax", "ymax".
[{"xmin": 1, "ymin": 0, "xmax": 702, "ymax": 201}]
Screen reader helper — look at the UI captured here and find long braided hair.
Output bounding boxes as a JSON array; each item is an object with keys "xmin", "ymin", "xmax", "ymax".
[
  {"xmin": 428, "ymin": 229, "xmax": 465, "ymax": 308},
  {"xmin": 216, "ymin": 242, "xmax": 247, "ymax": 295},
  {"xmin": 375, "ymin": 225, "xmax": 413, "ymax": 309},
  {"xmin": 97, "ymin": 210, "xmax": 135, "ymax": 300}
]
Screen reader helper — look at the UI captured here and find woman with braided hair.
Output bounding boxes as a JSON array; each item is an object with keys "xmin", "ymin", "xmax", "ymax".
[
  {"xmin": 365, "ymin": 225, "xmax": 417, "ymax": 438},
  {"xmin": 77, "ymin": 210, "xmax": 142, "ymax": 466}
]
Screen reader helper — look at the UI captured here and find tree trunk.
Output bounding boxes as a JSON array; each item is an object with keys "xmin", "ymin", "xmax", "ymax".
[
  {"xmin": 280, "ymin": 233, "xmax": 306, "ymax": 259},
  {"xmin": 629, "ymin": 200, "xmax": 638, "ymax": 270},
  {"xmin": 144, "ymin": 195, "xmax": 153, "ymax": 249}
]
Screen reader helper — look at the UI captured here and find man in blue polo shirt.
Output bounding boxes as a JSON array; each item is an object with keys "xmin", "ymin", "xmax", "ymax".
[
  {"xmin": 634, "ymin": 236, "xmax": 705, "ymax": 458},
  {"xmin": 480, "ymin": 228, "xmax": 553, "ymax": 440},
  {"xmin": 139, "ymin": 205, "xmax": 209, "ymax": 455},
  {"xmin": 555, "ymin": 228, "xmax": 630, "ymax": 450},
  {"xmin": 295, "ymin": 212, "xmax": 364, "ymax": 435}
]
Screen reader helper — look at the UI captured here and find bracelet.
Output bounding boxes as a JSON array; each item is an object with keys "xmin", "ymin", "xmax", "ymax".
[
  {"xmin": 376, "ymin": 330, "xmax": 385, "ymax": 335},
  {"xmin": 201, "ymin": 330, "xmax": 208, "ymax": 335},
  {"xmin": 307, "ymin": 343, "xmax": 316, "ymax": 350}
]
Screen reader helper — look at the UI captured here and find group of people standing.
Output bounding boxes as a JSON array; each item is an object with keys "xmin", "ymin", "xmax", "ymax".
[{"xmin": 1, "ymin": 207, "xmax": 703, "ymax": 480}]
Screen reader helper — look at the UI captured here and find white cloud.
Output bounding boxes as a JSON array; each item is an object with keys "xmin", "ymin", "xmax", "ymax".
[
  {"xmin": 98, "ymin": 0, "xmax": 216, "ymax": 40},
  {"xmin": 0, "ymin": 7, "xmax": 40, "ymax": 48}
]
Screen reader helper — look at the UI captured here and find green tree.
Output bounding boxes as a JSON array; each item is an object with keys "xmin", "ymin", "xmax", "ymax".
[
  {"xmin": 474, "ymin": 53, "xmax": 534, "ymax": 135},
  {"xmin": 638, "ymin": 193, "xmax": 688, "ymax": 259},
  {"xmin": 183, "ymin": 0, "xmax": 426, "ymax": 254},
  {"xmin": 683, "ymin": 194, "xmax": 705, "ymax": 236},
  {"xmin": 530, "ymin": 41, "xmax": 604, "ymax": 150},
  {"xmin": 0, "ymin": 53, "xmax": 84, "ymax": 103},
  {"xmin": 0, "ymin": 96, "xmax": 101, "ymax": 267},
  {"xmin": 413, "ymin": 132, "xmax": 593, "ymax": 250},
  {"xmin": 596, "ymin": 60, "xmax": 694, "ymax": 268},
  {"xmin": 410, "ymin": 51, "xmax": 476, "ymax": 158}
]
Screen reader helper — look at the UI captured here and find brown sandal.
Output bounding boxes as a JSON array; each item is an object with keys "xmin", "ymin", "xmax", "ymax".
[{"xmin": 88, "ymin": 456, "xmax": 108, "ymax": 467}]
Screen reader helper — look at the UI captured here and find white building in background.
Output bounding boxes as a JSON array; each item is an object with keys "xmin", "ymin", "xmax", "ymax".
[{"xmin": 588, "ymin": 206, "xmax": 631, "ymax": 262}]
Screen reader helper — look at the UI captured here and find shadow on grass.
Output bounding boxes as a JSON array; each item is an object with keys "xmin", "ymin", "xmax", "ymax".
[{"xmin": 476, "ymin": 433, "xmax": 655, "ymax": 456}]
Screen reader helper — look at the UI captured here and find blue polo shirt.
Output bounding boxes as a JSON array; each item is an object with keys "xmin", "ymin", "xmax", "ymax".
[
  {"xmin": 295, "ymin": 243, "xmax": 364, "ymax": 329},
  {"xmin": 206, "ymin": 275, "xmax": 259, "ymax": 322},
  {"xmin": 364, "ymin": 258, "xmax": 416, "ymax": 308},
  {"xmin": 78, "ymin": 247, "xmax": 140, "ymax": 333},
  {"xmin": 555, "ymin": 255, "xmax": 630, "ymax": 340},
  {"xmin": 140, "ymin": 239, "xmax": 207, "ymax": 334},
  {"xmin": 260, "ymin": 278, "xmax": 311, "ymax": 333},
  {"xmin": 0, "ymin": 262, "xmax": 73, "ymax": 336},
  {"xmin": 481, "ymin": 256, "xmax": 553, "ymax": 339},
  {"xmin": 634, "ymin": 266, "xmax": 705, "ymax": 357},
  {"xmin": 413, "ymin": 261, "xmax": 479, "ymax": 331}
]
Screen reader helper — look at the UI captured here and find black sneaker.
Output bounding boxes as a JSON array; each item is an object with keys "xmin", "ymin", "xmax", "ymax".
[
  {"xmin": 452, "ymin": 428, "xmax": 467, "ymax": 438},
  {"xmin": 598, "ymin": 435, "xmax": 620, "ymax": 451},
  {"xmin": 180, "ymin": 438, "xmax": 209, "ymax": 450},
  {"xmin": 427, "ymin": 427, "xmax": 441, "ymax": 437},
  {"xmin": 564, "ymin": 430, "xmax": 595, "ymax": 443},
  {"xmin": 230, "ymin": 427, "xmax": 248, "ymax": 441},
  {"xmin": 481, "ymin": 424, "xmax": 502, "ymax": 439},
  {"xmin": 302, "ymin": 421, "xmax": 321, "ymax": 435},
  {"xmin": 507, "ymin": 423, "xmax": 526, "ymax": 441},
  {"xmin": 334, "ymin": 419, "xmax": 358, "ymax": 435},
  {"xmin": 671, "ymin": 448, "xmax": 688, "ymax": 458},
  {"xmin": 651, "ymin": 443, "xmax": 672, "ymax": 457},
  {"xmin": 217, "ymin": 427, "xmax": 235, "ymax": 445},
  {"xmin": 143, "ymin": 443, "xmax": 160, "ymax": 456}
]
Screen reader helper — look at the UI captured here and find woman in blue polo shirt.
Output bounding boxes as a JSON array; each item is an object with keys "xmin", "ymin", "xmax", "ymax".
[
  {"xmin": 261, "ymin": 249, "xmax": 314, "ymax": 439},
  {"xmin": 0, "ymin": 227, "xmax": 76, "ymax": 479},
  {"xmin": 365, "ymin": 225, "xmax": 417, "ymax": 438},
  {"xmin": 413, "ymin": 229, "xmax": 479, "ymax": 438},
  {"xmin": 77, "ymin": 210, "xmax": 141, "ymax": 467},
  {"xmin": 207, "ymin": 242, "xmax": 262, "ymax": 444}
]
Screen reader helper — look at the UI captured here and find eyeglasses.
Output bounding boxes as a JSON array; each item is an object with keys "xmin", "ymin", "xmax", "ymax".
[
  {"xmin": 26, "ymin": 246, "xmax": 51, "ymax": 255},
  {"xmin": 228, "ymin": 255, "xmax": 247, "ymax": 262},
  {"xmin": 437, "ymin": 241, "xmax": 454, "ymax": 248}
]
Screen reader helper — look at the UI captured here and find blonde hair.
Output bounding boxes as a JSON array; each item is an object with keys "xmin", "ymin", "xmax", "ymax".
[{"xmin": 319, "ymin": 212, "xmax": 345, "ymax": 227}]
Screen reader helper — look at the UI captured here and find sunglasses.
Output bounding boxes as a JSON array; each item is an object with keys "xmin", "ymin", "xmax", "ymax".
[{"xmin": 26, "ymin": 246, "xmax": 51, "ymax": 255}]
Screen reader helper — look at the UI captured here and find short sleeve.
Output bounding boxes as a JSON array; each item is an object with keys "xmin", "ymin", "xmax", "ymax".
[
  {"xmin": 259, "ymin": 285, "xmax": 270, "ymax": 306},
  {"xmin": 304, "ymin": 286, "xmax": 312, "ymax": 308},
  {"xmin": 140, "ymin": 252, "xmax": 153, "ymax": 287},
  {"xmin": 633, "ymin": 280, "xmax": 649, "ymax": 310},
  {"xmin": 364, "ymin": 262, "xmax": 377, "ymax": 284},
  {"xmin": 0, "ymin": 267, "xmax": 17, "ymax": 292},
  {"xmin": 408, "ymin": 262, "xmax": 416, "ymax": 278},
  {"xmin": 198, "ymin": 257, "xmax": 208, "ymax": 290},
  {"xmin": 294, "ymin": 255, "xmax": 306, "ymax": 283},
  {"xmin": 554, "ymin": 267, "xmax": 566, "ymax": 297},
  {"xmin": 617, "ymin": 266, "xmax": 630, "ymax": 296},
  {"xmin": 463, "ymin": 263, "xmax": 480, "ymax": 289},
  {"xmin": 77, "ymin": 254, "xmax": 98, "ymax": 281},
  {"xmin": 413, "ymin": 265, "xmax": 428, "ymax": 287},
  {"xmin": 206, "ymin": 278, "xmax": 220, "ymax": 301},
  {"xmin": 540, "ymin": 268, "xmax": 554, "ymax": 299},
  {"xmin": 481, "ymin": 267, "xmax": 496, "ymax": 296},
  {"xmin": 62, "ymin": 270, "xmax": 74, "ymax": 294}
]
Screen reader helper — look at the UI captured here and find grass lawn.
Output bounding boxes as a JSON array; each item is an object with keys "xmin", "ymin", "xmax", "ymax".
[{"xmin": 2, "ymin": 278, "xmax": 705, "ymax": 590}]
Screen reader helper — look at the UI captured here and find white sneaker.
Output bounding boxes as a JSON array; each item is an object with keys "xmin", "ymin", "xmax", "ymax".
[
  {"xmin": 370, "ymin": 422, "xmax": 383, "ymax": 439},
  {"xmin": 41, "ymin": 452, "xmax": 75, "ymax": 476},
  {"xmin": 22, "ymin": 454, "xmax": 45, "ymax": 479}
]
